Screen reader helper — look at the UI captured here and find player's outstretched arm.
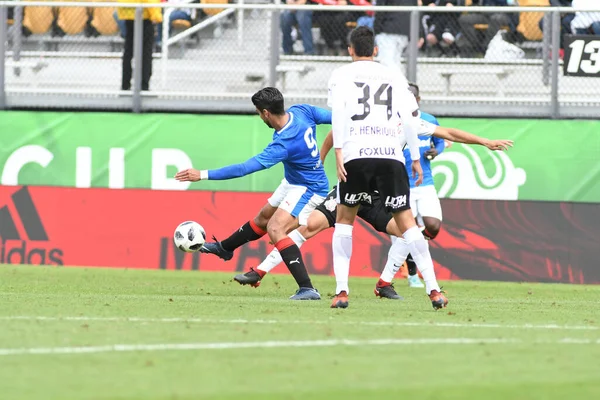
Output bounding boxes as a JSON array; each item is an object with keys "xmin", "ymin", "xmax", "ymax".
[
  {"xmin": 174, "ymin": 157, "xmax": 267, "ymax": 182},
  {"xmin": 320, "ymin": 130, "xmax": 334, "ymax": 164},
  {"xmin": 175, "ymin": 140, "xmax": 289, "ymax": 182},
  {"xmin": 433, "ymin": 126, "xmax": 514, "ymax": 151}
]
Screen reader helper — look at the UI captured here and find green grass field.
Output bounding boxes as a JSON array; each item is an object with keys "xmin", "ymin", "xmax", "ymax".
[{"xmin": 1, "ymin": 265, "xmax": 599, "ymax": 400}]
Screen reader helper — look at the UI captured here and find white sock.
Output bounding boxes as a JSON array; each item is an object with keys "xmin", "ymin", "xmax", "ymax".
[
  {"xmin": 332, "ymin": 223, "xmax": 353, "ymax": 294},
  {"xmin": 404, "ymin": 226, "xmax": 440, "ymax": 294},
  {"xmin": 257, "ymin": 229, "xmax": 306, "ymax": 273},
  {"xmin": 379, "ymin": 237, "xmax": 410, "ymax": 283}
]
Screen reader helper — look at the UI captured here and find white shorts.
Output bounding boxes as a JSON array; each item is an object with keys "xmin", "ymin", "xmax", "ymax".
[
  {"xmin": 409, "ymin": 185, "xmax": 443, "ymax": 225},
  {"xmin": 267, "ymin": 179, "xmax": 326, "ymax": 226}
]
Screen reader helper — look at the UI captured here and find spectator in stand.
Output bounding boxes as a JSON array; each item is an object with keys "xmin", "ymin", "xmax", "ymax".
[
  {"xmin": 314, "ymin": 0, "xmax": 350, "ymax": 55},
  {"xmin": 117, "ymin": 0, "xmax": 163, "ymax": 91},
  {"xmin": 314, "ymin": 0, "xmax": 373, "ymax": 55},
  {"xmin": 156, "ymin": 0, "xmax": 195, "ymax": 47},
  {"xmin": 538, "ymin": 1, "xmax": 573, "ymax": 58},
  {"xmin": 570, "ymin": 0, "xmax": 600, "ymax": 34},
  {"xmin": 420, "ymin": 0, "xmax": 461, "ymax": 56},
  {"xmin": 355, "ymin": 0, "xmax": 376, "ymax": 30},
  {"xmin": 280, "ymin": 0, "xmax": 315, "ymax": 55},
  {"xmin": 458, "ymin": 0, "xmax": 519, "ymax": 55},
  {"xmin": 374, "ymin": 0, "xmax": 418, "ymax": 69},
  {"xmin": 114, "ymin": 10, "xmax": 127, "ymax": 39}
]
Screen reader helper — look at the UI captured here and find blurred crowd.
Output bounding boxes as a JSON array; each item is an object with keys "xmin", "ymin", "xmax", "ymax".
[
  {"xmin": 5, "ymin": 0, "xmax": 600, "ymax": 91},
  {"xmin": 7, "ymin": 0, "xmax": 600, "ymax": 58},
  {"xmin": 280, "ymin": 0, "xmax": 600, "ymax": 59},
  {"xmin": 6, "ymin": 0, "xmax": 215, "ymax": 44}
]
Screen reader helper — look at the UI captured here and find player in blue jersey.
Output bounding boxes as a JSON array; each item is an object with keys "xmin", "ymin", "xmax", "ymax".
[
  {"xmin": 174, "ymin": 87, "xmax": 331, "ymax": 301},
  {"xmin": 402, "ymin": 83, "xmax": 445, "ymax": 288}
]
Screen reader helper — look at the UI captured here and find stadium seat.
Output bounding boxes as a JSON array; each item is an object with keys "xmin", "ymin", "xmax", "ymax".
[
  {"xmin": 90, "ymin": 7, "xmax": 119, "ymax": 36},
  {"xmin": 57, "ymin": 3, "xmax": 88, "ymax": 35},
  {"xmin": 172, "ymin": 19, "xmax": 192, "ymax": 30},
  {"xmin": 516, "ymin": 0, "xmax": 549, "ymax": 41},
  {"xmin": 23, "ymin": 6, "xmax": 54, "ymax": 34},
  {"xmin": 465, "ymin": 2, "xmax": 509, "ymax": 32},
  {"xmin": 201, "ymin": 0, "xmax": 228, "ymax": 17}
]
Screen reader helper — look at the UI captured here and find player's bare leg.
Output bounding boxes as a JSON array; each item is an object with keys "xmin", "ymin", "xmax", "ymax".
[
  {"xmin": 234, "ymin": 210, "xmax": 329, "ymax": 290},
  {"xmin": 383, "ymin": 210, "xmax": 448, "ymax": 309},
  {"xmin": 266, "ymin": 208, "xmax": 320, "ymax": 300},
  {"xmin": 331, "ymin": 204, "xmax": 359, "ymax": 308},
  {"xmin": 201, "ymin": 203, "xmax": 276, "ymax": 260},
  {"xmin": 407, "ymin": 216, "xmax": 440, "ymax": 288}
]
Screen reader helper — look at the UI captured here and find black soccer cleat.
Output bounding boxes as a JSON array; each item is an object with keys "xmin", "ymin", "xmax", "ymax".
[
  {"xmin": 233, "ymin": 268, "xmax": 263, "ymax": 288},
  {"xmin": 374, "ymin": 283, "xmax": 404, "ymax": 300},
  {"xmin": 200, "ymin": 236, "xmax": 234, "ymax": 261}
]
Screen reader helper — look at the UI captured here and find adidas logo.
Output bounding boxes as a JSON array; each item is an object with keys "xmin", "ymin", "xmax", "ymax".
[{"xmin": 0, "ymin": 187, "xmax": 63, "ymax": 265}]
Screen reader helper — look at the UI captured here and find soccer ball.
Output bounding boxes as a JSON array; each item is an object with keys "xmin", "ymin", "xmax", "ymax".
[{"xmin": 173, "ymin": 221, "xmax": 206, "ymax": 253}]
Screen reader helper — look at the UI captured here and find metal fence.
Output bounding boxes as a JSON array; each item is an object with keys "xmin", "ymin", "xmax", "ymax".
[{"xmin": 1, "ymin": 1, "xmax": 599, "ymax": 118}]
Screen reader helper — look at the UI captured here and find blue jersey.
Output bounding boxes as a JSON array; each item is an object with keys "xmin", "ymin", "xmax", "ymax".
[
  {"xmin": 403, "ymin": 111, "xmax": 445, "ymax": 188},
  {"xmin": 254, "ymin": 104, "xmax": 331, "ymax": 196}
]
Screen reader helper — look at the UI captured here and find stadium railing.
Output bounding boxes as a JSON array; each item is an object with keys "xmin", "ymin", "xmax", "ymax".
[{"xmin": 0, "ymin": 1, "xmax": 599, "ymax": 118}]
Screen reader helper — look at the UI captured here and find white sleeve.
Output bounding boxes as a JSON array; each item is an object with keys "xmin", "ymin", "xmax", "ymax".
[
  {"xmin": 329, "ymin": 75, "xmax": 346, "ymax": 149},
  {"xmin": 327, "ymin": 73, "xmax": 336, "ymax": 108},
  {"xmin": 395, "ymin": 83, "xmax": 420, "ymax": 161},
  {"xmin": 418, "ymin": 119, "xmax": 437, "ymax": 137}
]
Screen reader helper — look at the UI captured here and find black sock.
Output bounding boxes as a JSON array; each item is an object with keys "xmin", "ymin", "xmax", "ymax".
[
  {"xmin": 406, "ymin": 253, "xmax": 418, "ymax": 276},
  {"xmin": 221, "ymin": 221, "xmax": 265, "ymax": 252},
  {"xmin": 278, "ymin": 240, "xmax": 313, "ymax": 289}
]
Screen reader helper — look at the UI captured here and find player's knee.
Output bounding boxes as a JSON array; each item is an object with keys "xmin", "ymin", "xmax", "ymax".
[
  {"xmin": 266, "ymin": 222, "xmax": 286, "ymax": 242},
  {"xmin": 423, "ymin": 219, "xmax": 441, "ymax": 239},
  {"xmin": 385, "ymin": 219, "xmax": 403, "ymax": 237},
  {"xmin": 253, "ymin": 215, "xmax": 268, "ymax": 230},
  {"xmin": 392, "ymin": 209, "xmax": 417, "ymax": 233},
  {"xmin": 254, "ymin": 206, "xmax": 274, "ymax": 228},
  {"xmin": 296, "ymin": 225, "xmax": 311, "ymax": 240},
  {"xmin": 304, "ymin": 220, "xmax": 323, "ymax": 240}
]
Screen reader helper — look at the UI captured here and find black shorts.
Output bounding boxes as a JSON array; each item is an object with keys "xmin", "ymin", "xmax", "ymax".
[
  {"xmin": 315, "ymin": 186, "xmax": 392, "ymax": 233},
  {"xmin": 337, "ymin": 158, "xmax": 411, "ymax": 214}
]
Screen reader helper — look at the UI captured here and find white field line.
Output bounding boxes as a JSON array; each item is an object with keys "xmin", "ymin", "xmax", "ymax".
[
  {"xmin": 0, "ymin": 316, "xmax": 598, "ymax": 331},
  {"xmin": 1, "ymin": 292, "xmax": 596, "ymax": 305},
  {"xmin": 1, "ymin": 337, "xmax": 599, "ymax": 357}
]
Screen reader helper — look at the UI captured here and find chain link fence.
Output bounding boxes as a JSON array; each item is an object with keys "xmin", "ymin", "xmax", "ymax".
[{"xmin": 1, "ymin": 1, "xmax": 599, "ymax": 117}]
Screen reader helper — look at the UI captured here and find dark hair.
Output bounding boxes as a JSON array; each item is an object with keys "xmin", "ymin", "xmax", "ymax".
[
  {"xmin": 349, "ymin": 26, "xmax": 375, "ymax": 57},
  {"xmin": 408, "ymin": 82, "xmax": 420, "ymax": 98},
  {"xmin": 251, "ymin": 87, "xmax": 285, "ymax": 115}
]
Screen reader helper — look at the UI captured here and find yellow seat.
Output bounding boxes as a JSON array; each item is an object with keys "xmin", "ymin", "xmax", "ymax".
[
  {"xmin": 474, "ymin": 23, "xmax": 509, "ymax": 31},
  {"xmin": 465, "ymin": 0, "xmax": 517, "ymax": 33},
  {"xmin": 201, "ymin": 0, "xmax": 228, "ymax": 17},
  {"xmin": 171, "ymin": 19, "xmax": 192, "ymax": 30},
  {"xmin": 57, "ymin": 3, "xmax": 88, "ymax": 35},
  {"xmin": 23, "ymin": 6, "xmax": 54, "ymax": 34},
  {"xmin": 516, "ymin": 0, "xmax": 550, "ymax": 41},
  {"xmin": 91, "ymin": 7, "xmax": 119, "ymax": 35}
]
